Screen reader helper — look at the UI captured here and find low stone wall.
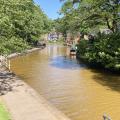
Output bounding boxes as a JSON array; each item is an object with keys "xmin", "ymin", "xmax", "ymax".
[{"xmin": 7, "ymin": 47, "xmax": 43, "ymax": 59}]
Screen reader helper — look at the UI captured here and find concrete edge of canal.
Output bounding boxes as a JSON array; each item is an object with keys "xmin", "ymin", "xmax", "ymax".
[
  {"xmin": 0, "ymin": 47, "xmax": 71, "ymax": 120},
  {"xmin": 7, "ymin": 47, "xmax": 43, "ymax": 59},
  {"xmin": 1, "ymin": 75, "xmax": 71, "ymax": 120}
]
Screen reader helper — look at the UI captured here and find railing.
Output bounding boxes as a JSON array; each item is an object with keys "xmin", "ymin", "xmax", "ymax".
[{"xmin": 0, "ymin": 55, "xmax": 11, "ymax": 71}]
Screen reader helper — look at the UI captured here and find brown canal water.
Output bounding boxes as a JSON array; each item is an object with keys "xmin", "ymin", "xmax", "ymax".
[{"xmin": 11, "ymin": 45, "xmax": 120, "ymax": 120}]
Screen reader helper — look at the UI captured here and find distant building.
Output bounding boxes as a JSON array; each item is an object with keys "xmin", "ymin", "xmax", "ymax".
[
  {"xmin": 48, "ymin": 32, "xmax": 58, "ymax": 41},
  {"xmin": 48, "ymin": 32, "xmax": 63, "ymax": 41}
]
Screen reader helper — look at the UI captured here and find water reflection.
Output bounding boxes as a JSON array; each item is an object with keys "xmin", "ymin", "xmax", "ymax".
[
  {"xmin": 92, "ymin": 70, "xmax": 120, "ymax": 92},
  {"xmin": 10, "ymin": 45, "xmax": 120, "ymax": 120},
  {"xmin": 50, "ymin": 56, "xmax": 86, "ymax": 70}
]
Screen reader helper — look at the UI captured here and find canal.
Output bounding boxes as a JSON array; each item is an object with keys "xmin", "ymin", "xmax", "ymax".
[{"xmin": 11, "ymin": 45, "xmax": 120, "ymax": 120}]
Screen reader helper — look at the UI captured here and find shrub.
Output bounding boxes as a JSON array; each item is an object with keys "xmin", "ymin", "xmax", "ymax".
[
  {"xmin": 77, "ymin": 32, "xmax": 120, "ymax": 71},
  {"xmin": 0, "ymin": 36, "xmax": 30, "ymax": 55}
]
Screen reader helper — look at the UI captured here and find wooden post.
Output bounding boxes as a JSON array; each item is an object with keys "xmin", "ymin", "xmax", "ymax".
[{"xmin": 8, "ymin": 60, "xmax": 10, "ymax": 71}]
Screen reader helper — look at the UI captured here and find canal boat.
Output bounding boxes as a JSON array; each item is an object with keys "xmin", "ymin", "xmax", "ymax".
[
  {"xmin": 70, "ymin": 44, "xmax": 77, "ymax": 56},
  {"xmin": 70, "ymin": 49, "xmax": 76, "ymax": 56}
]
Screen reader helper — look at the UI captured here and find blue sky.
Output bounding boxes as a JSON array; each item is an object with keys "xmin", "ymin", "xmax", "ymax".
[{"xmin": 33, "ymin": 0, "xmax": 62, "ymax": 19}]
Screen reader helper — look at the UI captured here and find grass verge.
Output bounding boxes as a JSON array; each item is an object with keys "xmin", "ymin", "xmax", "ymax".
[{"xmin": 0, "ymin": 103, "xmax": 11, "ymax": 120}]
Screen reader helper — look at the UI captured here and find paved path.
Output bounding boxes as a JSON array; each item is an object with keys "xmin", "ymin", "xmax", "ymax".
[{"xmin": 2, "ymin": 80, "xmax": 71, "ymax": 120}]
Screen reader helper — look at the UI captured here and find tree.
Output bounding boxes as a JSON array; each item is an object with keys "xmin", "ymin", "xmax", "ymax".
[
  {"xmin": 60, "ymin": 0, "xmax": 120, "ymax": 33},
  {"xmin": 60, "ymin": 0, "xmax": 120, "ymax": 72},
  {"xmin": 0, "ymin": 0, "xmax": 51, "ymax": 54}
]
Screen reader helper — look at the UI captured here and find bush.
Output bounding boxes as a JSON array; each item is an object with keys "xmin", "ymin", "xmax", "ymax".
[
  {"xmin": 0, "ymin": 0, "xmax": 51, "ymax": 55},
  {"xmin": 77, "ymin": 32, "xmax": 120, "ymax": 71},
  {"xmin": 0, "ymin": 37, "xmax": 30, "ymax": 55}
]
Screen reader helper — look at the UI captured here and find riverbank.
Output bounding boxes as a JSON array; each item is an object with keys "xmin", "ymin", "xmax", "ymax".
[
  {"xmin": 0, "ymin": 47, "xmax": 71, "ymax": 120},
  {"xmin": 76, "ymin": 33, "xmax": 120, "ymax": 73},
  {"xmin": 8, "ymin": 47, "xmax": 44, "ymax": 59},
  {"xmin": 0, "ymin": 47, "xmax": 45, "ymax": 95},
  {"xmin": 76, "ymin": 54, "xmax": 120, "ymax": 74},
  {"xmin": 0, "ymin": 69, "xmax": 71, "ymax": 120}
]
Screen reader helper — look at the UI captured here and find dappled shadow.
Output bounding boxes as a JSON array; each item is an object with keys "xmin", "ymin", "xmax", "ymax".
[
  {"xmin": 91, "ymin": 69, "xmax": 120, "ymax": 92},
  {"xmin": 0, "ymin": 71, "xmax": 15, "ymax": 95},
  {"xmin": 50, "ymin": 56, "xmax": 86, "ymax": 70},
  {"xmin": 0, "ymin": 72, "xmax": 15, "ymax": 79}
]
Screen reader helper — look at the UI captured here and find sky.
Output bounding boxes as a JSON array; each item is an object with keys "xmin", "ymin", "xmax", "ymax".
[{"xmin": 33, "ymin": 0, "xmax": 63, "ymax": 19}]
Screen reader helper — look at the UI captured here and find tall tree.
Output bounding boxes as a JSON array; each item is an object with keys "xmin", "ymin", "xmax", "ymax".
[
  {"xmin": 0, "ymin": 0, "xmax": 51, "ymax": 54},
  {"xmin": 59, "ymin": 0, "xmax": 120, "ymax": 33}
]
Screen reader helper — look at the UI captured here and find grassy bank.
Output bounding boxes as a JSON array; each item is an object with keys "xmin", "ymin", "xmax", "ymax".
[{"xmin": 0, "ymin": 103, "xmax": 10, "ymax": 120}]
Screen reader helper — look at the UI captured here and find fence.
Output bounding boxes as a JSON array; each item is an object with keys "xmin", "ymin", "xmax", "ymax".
[{"xmin": 0, "ymin": 55, "xmax": 11, "ymax": 71}]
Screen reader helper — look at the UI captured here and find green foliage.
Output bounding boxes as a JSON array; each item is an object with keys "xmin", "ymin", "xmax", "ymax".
[
  {"xmin": 77, "ymin": 39, "xmax": 89, "ymax": 55},
  {"xmin": 0, "ymin": 0, "xmax": 51, "ymax": 55},
  {"xmin": 59, "ymin": 0, "xmax": 120, "ymax": 33},
  {"xmin": 77, "ymin": 32, "xmax": 120, "ymax": 71},
  {"xmin": 0, "ymin": 103, "xmax": 11, "ymax": 120},
  {"xmin": 59, "ymin": 0, "xmax": 120, "ymax": 72},
  {"xmin": 54, "ymin": 18, "xmax": 69, "ymax": 37},
  {"xmin": 0, "ymin": 37, "xmax": 31, "ymax": 55}
]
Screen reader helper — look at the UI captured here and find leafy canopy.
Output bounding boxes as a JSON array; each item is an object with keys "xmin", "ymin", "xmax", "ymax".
[{"xmin": 0, "ymin": 0, "xmax": 52, "ymax": 55}]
